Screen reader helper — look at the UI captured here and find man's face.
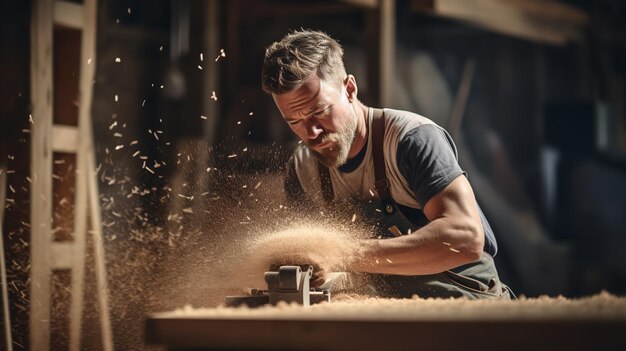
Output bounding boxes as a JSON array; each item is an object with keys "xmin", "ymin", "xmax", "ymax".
[{"xmin": 273, "ymin": 74, "xmax": 356, "ymax": 168}]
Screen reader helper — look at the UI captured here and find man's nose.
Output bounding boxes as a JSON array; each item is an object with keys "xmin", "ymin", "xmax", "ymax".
[{"xmin": 304, "ymin": 120, "xmax": 323, "ymax": 139}]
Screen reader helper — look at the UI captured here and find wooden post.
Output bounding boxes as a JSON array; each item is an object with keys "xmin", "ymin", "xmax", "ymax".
[
  {"xmin": 29, "ymin": 1, "xmax": 54, "ymax": 350},
  {"xmin": 379, "ymin": 0, "xmax": 396, "ymax": 107},
  {"xmin": 364, "ymin": 0, "xmax": 396, "ymax": 107}
]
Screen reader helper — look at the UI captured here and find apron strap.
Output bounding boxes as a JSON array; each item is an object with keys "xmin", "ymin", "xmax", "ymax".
[
  {"xmin": 317, "ymin": 107, "xmax": 395, "ymax": 215},
  {"xmin": 371, "ymin": 108, "xmax": 397, "ymax": 215}
]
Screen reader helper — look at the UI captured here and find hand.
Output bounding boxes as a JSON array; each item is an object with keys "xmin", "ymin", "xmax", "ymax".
[
  {"xmin": 242, "ymin": 225, "xmax": 362, "ymax": 289},
  {"xmin": 268, "ymin": 252, "xmax": 328, "ymax": 287},
  {"xmin": 309, "ymin": 266, "xmax": 327, "ymax": 288}
]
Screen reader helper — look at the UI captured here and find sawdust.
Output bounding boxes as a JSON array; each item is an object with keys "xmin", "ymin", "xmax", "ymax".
[
  {"xmin": 76, "ymin": 141, "xmax": 298, "ymax": 349},
  {"xmin": 164, "ymin": 291, "xmax": 626, "ymax": 321},
  {"xmin": 223, "ymin": 223, "xmax": 364, "ymax": 293}
]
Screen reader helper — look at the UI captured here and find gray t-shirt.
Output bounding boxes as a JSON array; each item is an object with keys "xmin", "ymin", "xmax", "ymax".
[{"xmin": 285, "ymin": 108, "xmax": 497, "ymax": 256}]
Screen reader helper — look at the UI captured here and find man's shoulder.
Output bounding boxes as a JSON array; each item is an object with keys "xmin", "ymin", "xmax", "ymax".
[
  {"xmin": 378, "ymin": 108, "xmax": 444, "ymax": 149},
  {"xmin": 382, "ymin": 108, "xmax": 439, "ymax": 139}
]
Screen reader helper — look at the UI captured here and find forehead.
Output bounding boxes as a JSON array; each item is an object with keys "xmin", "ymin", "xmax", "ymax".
[{"xmin": 273, "ymin": 74, "xmax": 339, "ymax": 118}]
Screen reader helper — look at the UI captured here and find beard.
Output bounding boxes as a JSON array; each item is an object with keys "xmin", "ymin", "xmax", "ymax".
[{"xmin": 307, "ymin": 117, "xmax": 357, "ymax": 168}]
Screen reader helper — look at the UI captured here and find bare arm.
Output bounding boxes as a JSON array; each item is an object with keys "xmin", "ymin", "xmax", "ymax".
[{"xmin": 346, "ymin": 175, "xmax": 485, "ymax": 275}]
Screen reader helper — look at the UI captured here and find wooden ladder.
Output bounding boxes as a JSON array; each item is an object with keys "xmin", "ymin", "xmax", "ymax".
[{"xmin": 30, "ymin": 0, "xmax": 113, "ymax": 350}]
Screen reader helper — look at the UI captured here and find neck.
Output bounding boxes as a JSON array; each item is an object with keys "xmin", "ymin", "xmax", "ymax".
[{"xmin": 348, "ymin": 102, "xmax": 368, "ymax": 159}]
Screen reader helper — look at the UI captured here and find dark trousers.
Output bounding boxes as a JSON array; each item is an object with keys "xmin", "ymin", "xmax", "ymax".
[{"xmin": 334, "ymin": 253, "xmax": 515, "ymax": 300}]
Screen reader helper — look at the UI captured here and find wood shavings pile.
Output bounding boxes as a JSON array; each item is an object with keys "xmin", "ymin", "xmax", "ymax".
[{"xmin": 163, "ymin": 291, "xmax": 626, "ymax": 321}]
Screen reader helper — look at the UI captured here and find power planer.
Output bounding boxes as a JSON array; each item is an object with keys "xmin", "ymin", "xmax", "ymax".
[{"xmin": 225, "ymin": 265, "xmax": 331, "ymax": 307}]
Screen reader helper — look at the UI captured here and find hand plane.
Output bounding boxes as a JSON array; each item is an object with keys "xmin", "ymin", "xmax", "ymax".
[{"xmin": 225, "ymin": 265, "xmax": 330, "ymax": 307}]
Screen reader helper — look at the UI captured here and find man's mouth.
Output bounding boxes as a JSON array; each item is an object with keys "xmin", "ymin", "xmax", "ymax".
[
  {"xmin": 313, "ymin": 140, "xmax": 332, "ymax": 151},
  {"xmin": 308, "ymin": 134, "xmax": 332, "ymax": 150}
]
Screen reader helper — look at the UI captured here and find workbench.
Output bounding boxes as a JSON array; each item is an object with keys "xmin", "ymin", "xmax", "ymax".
[{"xmin": 146, "ymin": 293, "xmax": 626, "ymax": 350}]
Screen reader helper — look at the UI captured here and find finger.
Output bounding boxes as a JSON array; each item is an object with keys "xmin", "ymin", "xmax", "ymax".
[{"xmin": 310, "ymin": 276, "xmax": 326, "ymax": 288}]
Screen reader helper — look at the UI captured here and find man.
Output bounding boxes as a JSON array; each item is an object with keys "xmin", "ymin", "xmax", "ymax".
[{"xmin": 261, "ymin": 30, "xmax": 513, "ymax": 299}]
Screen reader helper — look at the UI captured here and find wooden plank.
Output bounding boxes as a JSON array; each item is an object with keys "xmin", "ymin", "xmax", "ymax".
[
  {"xmin": 51, "ymin": 125, "xmax": 78, "ymax": 153},
  {"xmin": 49, "ymin": 243, "xmax": 74, "ymax": 269},
  {"xmin": 411, "ymin": 0, "xmax": 588, "ymax": 45},
  {"xmin": 30, "ymin": 0, "xmax": 54, "ymax": 350},
  {"xmin": 146, "ymin": 316, "xmax": 626, "ymax": 350},
  {"xmin": 78, "ymin": 0, "xmax": 114, "ymax": 349},
  {"xmin": 53, "ymin": 1, "xmax": 84, "ymax": 29}
]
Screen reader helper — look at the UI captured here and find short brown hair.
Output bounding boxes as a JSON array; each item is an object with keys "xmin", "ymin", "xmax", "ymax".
[{"xmin": 261, "ymin": 30, "xmax": 346, "ymax": 95}]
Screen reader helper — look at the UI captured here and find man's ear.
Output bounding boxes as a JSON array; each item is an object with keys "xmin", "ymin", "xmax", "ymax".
[{"xmin": 344, "ymin": 74, "xmax": 358, "ymax": 102}]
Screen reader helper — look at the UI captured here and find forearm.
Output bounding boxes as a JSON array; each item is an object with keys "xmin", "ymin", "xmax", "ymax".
[{"xmin": 346, "ymin": 217, "xmax": 484, "ymax": 275}]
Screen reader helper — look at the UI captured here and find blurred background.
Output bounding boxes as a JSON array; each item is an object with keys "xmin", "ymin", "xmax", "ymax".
[{"xmin": 2, "ymin": 0, "xmax": 626, "ymax": 350}]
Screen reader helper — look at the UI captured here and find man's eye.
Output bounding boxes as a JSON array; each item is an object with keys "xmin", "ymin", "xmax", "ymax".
[
  {"xmin": 288, "ymin": 120, "xmax": 300, "ymax": 125},
  {"xmin": 313, "ymin": 107, "xmax": 329, "ymax": 116}
]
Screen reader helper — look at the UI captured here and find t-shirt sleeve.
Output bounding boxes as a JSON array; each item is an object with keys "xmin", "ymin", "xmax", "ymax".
[{"xmin": 396, "ymin": 124, "xmax": 465, "ymax": 207}]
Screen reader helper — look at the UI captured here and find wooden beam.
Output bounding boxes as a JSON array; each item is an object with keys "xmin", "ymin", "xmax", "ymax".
[
  {"xmin": 411, "ymin": 0, "xmax": 588, "ymax": 45},
  {"xmin": 76, "ymin": 0, "xmax": 114, "ymax": 348},
  {"xmin": 364, "ymin": 7, "xmax": 381, "ymax": 106},
  {"xmin": 67, "ymin": 0, "xmax": 89, "ymax": 344},
  {"xmin": 53, "ymin": 1, "xmax": 84, "ymax": 29},
  {"xmin": 51, "ymin": 125, "xmax": 78, "ymax": 153},
  {"xmin": 30, "ymin": 0, "xmax": 54, "ymax": 349},
  {"xmin": 379, "ymin": 0, "xmax": 396, "ymax": 107},
  {"xmin": 49, "ymin": 243, "xmax": 74, "ymax": 269},
  {"xmin": 241, "ymin": 2, "xmax": 359, "ymax": 18},
  {"xmin": 338, "ymin": 0, "xmax": 379, "ymax": 8},
  {"xmin": 501, "ymin": 0, "xmax": 587, "ymax": 24},
  {"xmin": 364, "ymin": 0, "xmax": 397, "ymax": 107}
]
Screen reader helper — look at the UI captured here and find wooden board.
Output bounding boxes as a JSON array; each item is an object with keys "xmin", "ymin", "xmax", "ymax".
[
  {"xmin": 146, "ymin": 315, "xmax": 626, "ymax": 350},
  {"xmin": 146, "ymin": 294, "xmax": 626, "ymax": 350},
  {"xmin": 411, "ymin": 0, "xmax": 588, "ymax": 45}
]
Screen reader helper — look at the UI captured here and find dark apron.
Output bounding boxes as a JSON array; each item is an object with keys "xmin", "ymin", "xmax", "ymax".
[{"xmin": 318, "ymin": 108, "xmax": 514, "ymax": 300}]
